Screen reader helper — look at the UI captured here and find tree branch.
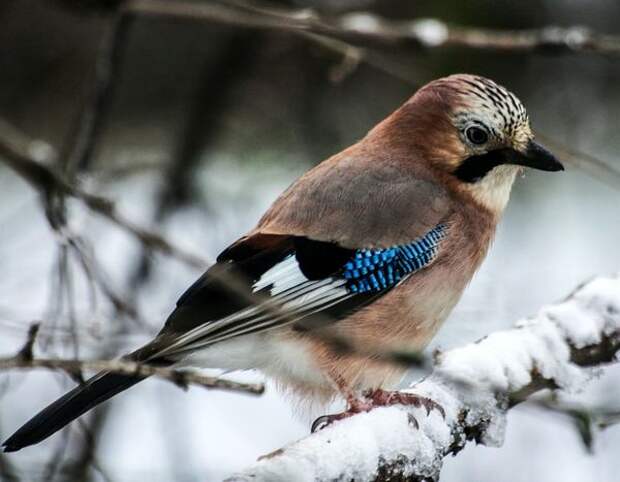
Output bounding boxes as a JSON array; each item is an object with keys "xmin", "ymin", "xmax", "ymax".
[
  {"xmin": 124, "ymin": 0, "xmax": 620, "ymax": 55},
  {"xmin": 0, "ymin": 323, "xmax": 264, "ymax": 395},
  {"xmin": 0, "ymin": 117, "xmax": 209, "ymax": 270},
  {"xmin": 228, "ymin": 275, "xmax": 620, "ymax": 482},
  {"xmin": 60, "ymin": 9, "xmax": 134, "ymax": 174},
  {"xmin": 528, "ymin": 395, "xmax": 620, "ymax": 453},
  {"xmin": 0, "ymin": 357, "xmax": 264, "ymax": 394}
]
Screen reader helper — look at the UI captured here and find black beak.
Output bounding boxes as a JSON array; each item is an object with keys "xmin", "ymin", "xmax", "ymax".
[
  {"xmin": 454, "ymin": 140, "xmax": 564, "ymax": 183},
  {"xmin": 505, "ymin": 140, "xmax": 564, "ymax": 172}
]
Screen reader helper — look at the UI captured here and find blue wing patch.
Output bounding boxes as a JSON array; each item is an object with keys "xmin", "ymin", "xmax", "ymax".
[{"xmin": 343, "ymin": 224, "xmax": 447, "ymax": 294}]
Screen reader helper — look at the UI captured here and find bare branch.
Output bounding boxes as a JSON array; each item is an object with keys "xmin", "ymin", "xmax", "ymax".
[
  {"xmin": 0, "ymin": 356, "xmax": 264, "ymax": 395},
  {"xmin": 67, "ymin": 235, "xmax": 145, "ymax": 325},
  {"xmin": 124, "ymin": 0, "xmax": 620, "ymax": 55},
  {"xmin": 61, "ymin": 10, "xmax": 134, "ymax": 174},
  {"xmin": 527, "ymin": 395, "xmax": 620, "ymax": 452},
  {"xmin": 0, "ymin": 117, "xmax": 209, "ymax": 270},
  {"xmin": 228, "ymin": 275, "xmax": 620, "ymax": 482},
  {"xmin": 3, "ymin": 324, "xmax": 263, "ymax": 398}
]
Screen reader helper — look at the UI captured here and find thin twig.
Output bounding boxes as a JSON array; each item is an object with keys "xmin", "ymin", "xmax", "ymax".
[
  {"xmin": 537, "ymin": 133, "xmax": 620, "ymax": 191},
  {"xmin": 0, "ymin": 357, "xmax": 264, "ymax": 395},
  {"xmin": 2, "ymin": 324, "xmax": 263, "ymax": 394},
  {"xmin": 61, "ymin": 10, "xmax": 134, "ymax": 174},
  {"xmin": 67, "ymin": 235, "xmax": 145, "ymax": 324},
  {"xmin": 131, "ymin": 30, "xmax": 262, "ymax": 288},
  {"xmin": 528, "ymin": 395, "xmax": 620, "ymax": 452},
  {"xmin": 0, "ymin": 117, "xmax": 209, "ymax": 270}
]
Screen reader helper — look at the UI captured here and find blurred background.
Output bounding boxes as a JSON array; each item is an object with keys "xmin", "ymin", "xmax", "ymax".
[{"xmin": 1, "ymin": 0, "xmax": 620, "ymax": 480}]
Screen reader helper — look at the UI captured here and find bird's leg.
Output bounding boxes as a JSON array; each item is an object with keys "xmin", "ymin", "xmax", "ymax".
[
  {"xmin": 312, "ymin": 386, "xmax": 444, "ymax": 433},
  {"xmin": 344, "ymin": 391, "xmax": 374, "ymax": 413}
]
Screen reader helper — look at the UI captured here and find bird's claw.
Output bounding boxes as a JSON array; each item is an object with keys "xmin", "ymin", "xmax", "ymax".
[
  {"xmin": 311, "ymin": 397, "xmax": 373, "ymax": 432},
  {"xmin": 364, "ymin": 389, "xmax": 446, "ymax": 418},
  {"xmin": 311, "ymin": 413, "xmax": 347, "ymax": 433},
  {"xmin": 311, "ymin": 389, "xmax": 444, "ymax": 433}
]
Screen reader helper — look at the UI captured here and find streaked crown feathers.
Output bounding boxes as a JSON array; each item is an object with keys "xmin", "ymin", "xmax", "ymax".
[{"xmin": 430, "ymin": 74, "xmax": 531, "ymax": 149}]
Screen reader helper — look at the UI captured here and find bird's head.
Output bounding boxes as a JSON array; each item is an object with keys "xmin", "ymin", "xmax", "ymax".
[{"xmin": 375, "ymin": 74, "xmax": 563, "ymax": 213}]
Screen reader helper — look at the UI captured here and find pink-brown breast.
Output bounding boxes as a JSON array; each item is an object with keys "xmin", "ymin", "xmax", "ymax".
[{"xmin": 277, "ymin": 204, "xmax": 498, "ymax": 401}]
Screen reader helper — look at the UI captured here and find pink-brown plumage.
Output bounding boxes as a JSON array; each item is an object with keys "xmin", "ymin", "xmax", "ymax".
[
  {"xmin": 4, "ymin": 74, "xmax": 564, "ymax": 452},
  {"xmin": 254, "ymin": 75, "xmax": 510, "ymax": 400}
]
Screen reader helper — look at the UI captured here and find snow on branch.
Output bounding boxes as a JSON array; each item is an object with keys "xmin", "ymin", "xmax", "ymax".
[{"xmin": 228, "ymin": 275, "xmax": 620, "ymax": 482}]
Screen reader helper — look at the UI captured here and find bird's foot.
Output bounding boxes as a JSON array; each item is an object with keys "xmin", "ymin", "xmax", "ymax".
[
  {"xmin": 363, "ymin": 388, "xmax": 445, "ymax": 418},
  {"xmin": 311, "ymin": 389, "xmax": 444, "ymax": 433},
  {"xmin": 311, "ymin": 397, "xmax": 374, "ymax": 432}
]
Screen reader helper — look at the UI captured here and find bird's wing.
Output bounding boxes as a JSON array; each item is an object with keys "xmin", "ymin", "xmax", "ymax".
[
  {"xmin": 144, "ymin": 156, "xmax": 453, "ymax": 360},
  {"xmin": 150, "ymin": 224, "xmax": 448, "ymax": 360}
]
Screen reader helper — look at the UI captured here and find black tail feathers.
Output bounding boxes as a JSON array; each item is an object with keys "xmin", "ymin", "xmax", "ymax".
[{"xmin": 3, "ymin": 371, "xmax": 144, "ymax": 452}]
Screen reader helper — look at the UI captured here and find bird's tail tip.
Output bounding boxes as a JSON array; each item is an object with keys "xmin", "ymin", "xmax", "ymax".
[
  {"xmin": 2, "ymin": 371, "xmax": 145, "ymax": 453},
  {"xmin": 2, "ymin": 441, "xmax": 21, "ymax": 453}
]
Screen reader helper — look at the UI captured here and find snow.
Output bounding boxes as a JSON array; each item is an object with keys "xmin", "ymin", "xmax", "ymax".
[
  {"xmin": 230, "ymin": 275, "xmax": 620, "ymax": 481},
  {"xmin": 228, "ymin": 408, "xmax": 448, "ymax": 482}
]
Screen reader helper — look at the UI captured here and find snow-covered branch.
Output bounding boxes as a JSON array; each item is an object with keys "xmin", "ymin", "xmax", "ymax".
[{"xmin": 228, "ymin": 275, "xmax": 620, "ymax": 482}]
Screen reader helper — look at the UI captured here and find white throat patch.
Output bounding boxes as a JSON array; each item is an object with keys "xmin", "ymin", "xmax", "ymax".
[{"xmin": 467, "ymin": 164, "xmax": 520, "ymax": 213}]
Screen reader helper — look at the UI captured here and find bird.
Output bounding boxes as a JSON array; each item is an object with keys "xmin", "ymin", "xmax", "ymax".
[{"xmin": 3, "ymin": 74, "xmax": 563, "ymax": 452}]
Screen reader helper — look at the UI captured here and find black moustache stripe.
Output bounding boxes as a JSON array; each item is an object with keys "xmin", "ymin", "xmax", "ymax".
[{"xmin": 453, "ymin": 150, "xmax": 508, "ymax": 183}]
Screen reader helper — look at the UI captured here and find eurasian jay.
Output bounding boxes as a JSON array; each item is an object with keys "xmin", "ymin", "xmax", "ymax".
[{"xmin": 3, "ymin": 74, "xmax": 563, "ymax": 452}]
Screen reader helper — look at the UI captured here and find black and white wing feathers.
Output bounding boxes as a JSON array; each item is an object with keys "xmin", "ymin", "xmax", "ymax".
[{"xmin": 151, "ymin": 226, "xmax": 447, "ymax": 360}]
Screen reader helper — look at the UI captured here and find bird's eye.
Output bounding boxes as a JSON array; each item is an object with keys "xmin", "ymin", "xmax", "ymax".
[{"xmin": 465, "ymin": 126, "xmax": 489, "ymax": 145}]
